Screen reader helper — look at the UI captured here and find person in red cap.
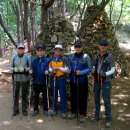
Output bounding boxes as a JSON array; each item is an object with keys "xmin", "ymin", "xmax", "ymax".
[{"xmin": 91, "ymin": 39, "xmax": 116, "ymax": 128}]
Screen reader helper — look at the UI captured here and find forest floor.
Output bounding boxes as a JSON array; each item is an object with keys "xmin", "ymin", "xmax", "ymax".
[{"xmin": 0, "ymin": 51, "xmax": 130, "ymax": 130}]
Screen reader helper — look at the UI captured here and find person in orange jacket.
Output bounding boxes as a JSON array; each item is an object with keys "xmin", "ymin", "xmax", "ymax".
[{"xmin": 49, "ymin": 44, "xmax": 69, "ymax": 119}]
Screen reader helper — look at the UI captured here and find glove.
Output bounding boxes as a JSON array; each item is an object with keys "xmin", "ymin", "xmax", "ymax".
[
  {"xmin": 100, "ymin": 71, "xmax": 106, "ymax": 77},
  {"xmin": 45, "ymin": 70, "xmax": 49, "ymax": 75},
  {"xmin": 19, "ymin": 67, "xmax": 25, "ymax": 72},
  {"xmin": 14, "ymin": 67, "xmax": 18, "ymax": 72}
]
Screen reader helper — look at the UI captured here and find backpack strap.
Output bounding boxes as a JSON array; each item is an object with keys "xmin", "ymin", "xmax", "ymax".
[
  {"xmin": 12, "ymin": 55, "xmax": 18, "ymax": 68},
  {"xmin": 23, "ymin": 54, "xmax": 29, "ymax": 67},
  {"xmin": 83, "ymin": 53, "xmax": 88, "ymax": 64}
]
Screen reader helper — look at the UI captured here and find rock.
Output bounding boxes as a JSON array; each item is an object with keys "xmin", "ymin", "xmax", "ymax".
[{"xmin": 79, "ymin": 6, "xmax": 127, "ymax": 75}]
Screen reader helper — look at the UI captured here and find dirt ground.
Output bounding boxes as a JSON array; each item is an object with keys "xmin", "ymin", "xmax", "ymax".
[{"xmin": 0, "ymin": 58, "xmax": 130, "ymax": 130}]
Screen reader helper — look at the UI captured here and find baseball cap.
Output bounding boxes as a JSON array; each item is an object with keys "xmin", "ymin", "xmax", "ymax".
[
  {"xmin": 17, "ymin": 43, "xmax": 25, "ymax": 49},
  {"xmin": 99, "ymin": 39, "xmax": 109, "ymax": 46},
  {"xmin": 54, "ymin": 44, "xmax": 63, "ymax": 50},
  {"xmin": 74, "ymin": 39, "xmax": 82, "ymax": 47},
  {"xmin": 36, "ymin": 44, "xmax": 46, "ymax": 51}
]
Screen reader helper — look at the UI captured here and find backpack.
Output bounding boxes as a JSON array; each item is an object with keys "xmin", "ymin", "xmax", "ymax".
[
  {"xmin": 69, "ymin": 53, "xmax": 88, "ymax": 65},
  {"xmin": 12, "ymin": 54, "xmax": 29, "ymax": 67}
]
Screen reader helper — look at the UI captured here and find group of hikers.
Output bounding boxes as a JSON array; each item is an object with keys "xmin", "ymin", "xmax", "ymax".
[{"xmin": 10, "ymin": 38, "xmax": 115, "ymax": 128}]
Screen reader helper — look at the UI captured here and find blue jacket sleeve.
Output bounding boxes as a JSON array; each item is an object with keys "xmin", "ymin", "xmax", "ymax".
[{"xmin": 80, "ymin": 56, "xmax": 92, "ymax": 75}]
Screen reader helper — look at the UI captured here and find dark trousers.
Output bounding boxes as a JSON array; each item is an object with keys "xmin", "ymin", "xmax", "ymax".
[
  {"xmin": 13, "ymin": 82, "xmax": 28, "ymax": 112},
  {"xmin": 94, "ymin": 81, "xmax": 112, "ymax": 120},
  {"xmin": 33, "ymin": 84, "xmax": 48, "ymax": 111},
  {"xmin": 70, "ymin": 82, "xmax": 88, "ymax": 116}
]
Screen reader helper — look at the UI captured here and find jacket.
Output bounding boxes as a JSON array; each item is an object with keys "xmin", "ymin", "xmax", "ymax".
[
  {"xmin": 92, "ymin": 52, "xmax": 115, "ymax": 83},
  {"xmin": 10, "ymin": 54, "xmax": 31, "ymax": 82},
  {"xmin": 32, "ymin": 56, "xmax": 49, "ymax": 84},
  {"xmin": 49, "ymin": 56, "xmax": 68, "ymax": 77},
  {"xmin": 69, "ymin": 52, "xmax": 92, "ymax": 84}
]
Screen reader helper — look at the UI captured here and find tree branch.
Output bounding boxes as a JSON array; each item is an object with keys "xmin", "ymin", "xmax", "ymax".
[
  {"xmin": 77, "ymin": 0, "xmax": 110, "ymax": 36},
  {"xmin": 44, "ymin": 0, "xmax": 55, "ymax": 9},
  {"xmin": 0, "ymin": 14, "xmax": 16, "ymax": 47}
]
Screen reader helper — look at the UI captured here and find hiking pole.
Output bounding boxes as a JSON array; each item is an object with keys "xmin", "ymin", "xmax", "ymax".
[
  {"xmin": 19, "ymin": 83, "xmax": 23, "ymax": 120},
  {"xmin": 52, "ymin": 76, "xmax": 56, "ymax": 120},
  {"xmin": 76, "ymin": 75, "xmax": 79, "ymax": 126},
  {"xmin": 98, "ymin": 77, "xmax": 103, "ymax": 130},
  {"xmin": 46, "ymin": 74, "xmax": 51, "ymax": 121},
  {"xmin": 28, "ymin": 76, "xmax": 32, "ymax": 123},
  {"xmin": 65, "ymin": 76, "xmax": 70, "ymax": 122},
  {"xmin": 12, "ymin": 73, "xmax": 16, "ymax": 119}
]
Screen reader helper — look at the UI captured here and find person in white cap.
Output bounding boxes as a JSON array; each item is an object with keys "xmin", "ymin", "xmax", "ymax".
[{"xmin": 48, "ymin": 44, "xmax": 69, "ymax": 119}]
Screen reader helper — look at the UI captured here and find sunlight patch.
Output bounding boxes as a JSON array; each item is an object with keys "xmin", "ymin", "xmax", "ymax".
[{"xmin": 36, "ymin": 119, "xmax": 43, "ymax": 123}]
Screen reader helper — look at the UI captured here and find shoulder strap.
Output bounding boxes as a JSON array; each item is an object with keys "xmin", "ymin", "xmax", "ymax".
[
  {"xmin": 83, "ymin": 53, "xmax": 88, "ymax": 64},
  {"xmin": 24, "ymin": 54, "xmax": 29, "ymax": 67},
  {"xmin": 12, "ymin": 55, "xmax": 18, "ymax": 67}
]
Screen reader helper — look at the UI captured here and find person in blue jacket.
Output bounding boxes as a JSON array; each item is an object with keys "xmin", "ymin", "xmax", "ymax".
[
  {"xmin": 31, "ymin": 44, "xmax": 49, "ymax": 116},
  {"xmin": 68, "ymin": 39, "xmax": 92, "ymax": 123}
]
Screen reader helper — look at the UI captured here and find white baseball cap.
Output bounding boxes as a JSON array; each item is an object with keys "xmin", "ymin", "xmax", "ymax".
[{"xmin": 54, "ymin": 44, "xmax": 63, "ymax": 50}]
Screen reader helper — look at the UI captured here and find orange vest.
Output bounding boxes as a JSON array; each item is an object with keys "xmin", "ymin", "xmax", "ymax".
[{"xmin": 49, "ymin": 59, "xmax": 65, "ymax": 77}]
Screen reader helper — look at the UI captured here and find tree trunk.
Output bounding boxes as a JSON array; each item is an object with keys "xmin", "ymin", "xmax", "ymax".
[
  {"xmin": 0, "ymin": 35, "xmax": 3, "ymax": 58},
  {"xmin": 41, "ymin": 0, "xmax": 55, "ymax": 31},
  {"xmin": 19, "ymin": 0, "xmax": 24, "ymax": 43},
  {"xmin": 23, "ymin": 0, "xmax": 31, "ymax": 50},
  {"xmin": 30, "ymin": 1, "xmax": 36, "ymax": 47},
  {"xmin": 14, "ymin": 0, "xmax": 21, "ymax": 43}
]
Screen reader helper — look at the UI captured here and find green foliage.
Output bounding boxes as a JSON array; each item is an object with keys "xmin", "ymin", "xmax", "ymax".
[{"xmin": 106, "ymin": 0, "xmax": 130, "ymax": 24}]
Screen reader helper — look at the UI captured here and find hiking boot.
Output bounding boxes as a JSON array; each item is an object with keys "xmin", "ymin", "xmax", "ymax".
[
  {"xmin": 79, "ymin": 115, "xmax": 86, "ymax": 123},
  {"xmin": 68, "ymin": 113, "xmax": 76, "ymax": 119},
  {"xmin": 50, "ymin": 111, "xmax": 57, "ymax": 116},
  {"xmin": 31, "ymin": 110, "xmax": 39, "ymax": 116},
  {"xmin": 105, "ymin": 120, "xmax": 111, "ymax": 128},
  {"xmin": 12, "ymin": 110, "xmax": 19, "ymax": 116},
  {"xmin": 43, "ymin": 111, "xmax": 49, "ymax": 116},
  {"xmin": 23, "ymin": 111, "xmax": 28, "ymax": 116},
  {"xmin": 90, "ymin": 116, "xmax": 100, "ymax": 122},
  {"xmin": 61, "ymin": 113, "xmax": 67, "ymax": 119}
]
